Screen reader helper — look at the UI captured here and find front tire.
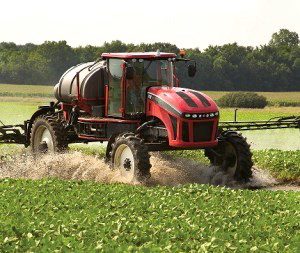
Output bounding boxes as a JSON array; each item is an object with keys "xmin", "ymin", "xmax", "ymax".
[
  {"xmin": 110, "ymin": 133, "xmax": 151, "ymax": 182},
  {"xmin": 205, "ymin": 131, "xmax": 253, "ymax": 181},
  {"xmin": 30, "ymin": 114, "xmax": 68, "ymax": 153}
]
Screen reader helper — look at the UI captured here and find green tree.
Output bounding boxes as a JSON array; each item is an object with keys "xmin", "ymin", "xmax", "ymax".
[
  {"xmin": 102, "ymin": 40, "xmax": 128, "ymax": 52},
  {"xmin": 269, "ymin": 29, "xmax": 299, "ymax": 47},
  {"xmin": 74, "ymin": 45, "xmax": 101, "ymax": 62},
  {"xmin": 34, "ymin": 41, "xmax": 77, "ymax": 83},
  {"xmin": 0, "ymin": 29, "xmax": 299, "ymax": 91}
]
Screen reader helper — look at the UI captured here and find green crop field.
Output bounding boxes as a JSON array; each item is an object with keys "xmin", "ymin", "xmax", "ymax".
[
  {"xmin": 0, "ymin": 84, "xmax": 53, "ymax": 97},
  {"xmin": 0, "ymin": 84, "xmax": 299, "ymax": 252},
  {"xmin": 0, "ymin": 179, "xmax": 299, "ymax": 252}
]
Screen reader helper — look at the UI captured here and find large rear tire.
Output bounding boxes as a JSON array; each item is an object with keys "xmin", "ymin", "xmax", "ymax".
[
  {"xmin": 110, "ymin": 133, "xmax": 151, "ymax": 182},
  {"xmin": 205, "ymin": 131, "xmax": 253, "ymax": 181},
  {"xmin": 30, "ymin": 114, "xmax": 68, "ymax": 153}
]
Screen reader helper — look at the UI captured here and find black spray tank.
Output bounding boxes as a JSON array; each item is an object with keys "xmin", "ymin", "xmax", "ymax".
[{"xmin": 54, "ymin": 60, "xmax": 107, "ymax": 106}]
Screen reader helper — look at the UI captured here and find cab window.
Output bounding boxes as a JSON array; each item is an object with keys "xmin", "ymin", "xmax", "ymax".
[{"xmin": 108, "ymin": 59, "xmax": 123, "ymax": 116}]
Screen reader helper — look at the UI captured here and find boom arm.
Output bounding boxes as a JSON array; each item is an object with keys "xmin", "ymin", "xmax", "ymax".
[
  {"xmin": 219, "ymin": 116, "xmax": 300, "ymax": 132},
  {"xmin": 0, "ymin": 121, "xmax": 26, "ymax": 144}
]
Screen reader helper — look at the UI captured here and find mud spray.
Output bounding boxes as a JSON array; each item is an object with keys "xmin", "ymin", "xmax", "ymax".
[{"xmin": 0, "ymin": 150, "xmax": 286, "ymax": 190}]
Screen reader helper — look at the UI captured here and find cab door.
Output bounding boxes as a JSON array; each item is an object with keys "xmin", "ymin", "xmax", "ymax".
[{"xmin": 107, "ymin": 59, "xmax": 123, "ymax": 116}]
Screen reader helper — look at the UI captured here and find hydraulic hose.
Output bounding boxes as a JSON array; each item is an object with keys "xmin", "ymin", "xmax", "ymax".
[{"xmin": 135, "ymin": 119, "xmax": 160, "ymax": 134}]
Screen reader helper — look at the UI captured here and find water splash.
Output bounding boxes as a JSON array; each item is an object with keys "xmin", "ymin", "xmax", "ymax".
[{"xmin": 0, "ymin": 150, "xmax": 282, "ymax": 189}]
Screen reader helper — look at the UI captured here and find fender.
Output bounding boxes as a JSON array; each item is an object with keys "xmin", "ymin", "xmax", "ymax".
[{"xmin": 146, "ymin": 99, "xmax": 177, "ymax": 143}]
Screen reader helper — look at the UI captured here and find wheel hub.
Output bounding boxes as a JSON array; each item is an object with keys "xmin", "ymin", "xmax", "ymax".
[
  {"xmin": 114, "ymin": 144, "xmax": 135, "ymax": 179},
  {"xmin": 34, "ymin": 126, "xmax": 54, "ymax": 153},
  {"xmin": 38, "ymin": 141, "xmax": 48, "ymax": 153},
  {"xmin": 123, "ymin": 158, "xmax": 132, "ymax": 171},
  {"xmin": 222, "ymin": 143, "xmax": 238, "ymax": 176}
]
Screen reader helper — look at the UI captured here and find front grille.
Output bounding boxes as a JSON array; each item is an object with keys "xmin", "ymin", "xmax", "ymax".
[
  {"xmin": 182, "ymin": 122, "xmax": 189, "ymax": 142},
  {"xmin": 193, "ymin": 121, "xmax": 213, "ymax": 142}
]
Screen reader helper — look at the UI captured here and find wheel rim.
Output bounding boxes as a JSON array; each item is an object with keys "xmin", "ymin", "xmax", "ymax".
[
  {"xmin": 222, "ymin": 142, "xmax": 237, "ymax": 176},
  {"xmin": 34, "ymin": 126, "xmax": 54, "ymax": 153},
  {"xmin": 114, "ymin": 144, "xmax": 135, "ymax": 180}
]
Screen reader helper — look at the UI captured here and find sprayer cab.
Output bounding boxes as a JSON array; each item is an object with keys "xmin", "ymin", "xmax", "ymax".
[{"xmin": 101, "ymin": 51, "xmax": 190, "ymax": 118}]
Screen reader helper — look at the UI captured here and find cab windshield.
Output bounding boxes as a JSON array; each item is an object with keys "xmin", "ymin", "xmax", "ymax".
[
  {"xmin": 126, "ymin": 59, "xmax": 173, "ymax": 114},
  {"xmin": 130, "ymin": 59, "xmax": 173, "ymax": 86}
]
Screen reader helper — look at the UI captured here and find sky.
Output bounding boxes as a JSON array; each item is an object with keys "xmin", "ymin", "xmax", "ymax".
[{"xmin": 0, "ymin": 0, "xmax": 299, "ymax": 50}]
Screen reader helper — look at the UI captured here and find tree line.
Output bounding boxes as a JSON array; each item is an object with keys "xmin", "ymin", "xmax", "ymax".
[{"xmin": 0, "ymin": 29, "xmax": 299, "ymax": 91}]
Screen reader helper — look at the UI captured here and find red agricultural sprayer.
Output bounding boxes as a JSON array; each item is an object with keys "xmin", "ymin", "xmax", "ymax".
[{"xmin": 1, "ymin": 51, "xmax": 299, "ymax": 182}]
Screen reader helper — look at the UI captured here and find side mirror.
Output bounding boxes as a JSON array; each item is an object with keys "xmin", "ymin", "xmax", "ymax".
[
  {"xmin": 126, "ymin": 65, "xmax": 134, "ymax": 79},
  {"xmin": 188, "ymin": 63, "xmax": 196, "ymax": 77}
]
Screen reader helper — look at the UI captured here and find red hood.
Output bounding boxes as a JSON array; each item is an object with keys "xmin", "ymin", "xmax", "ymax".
[{"xmin": 148, "ymin": 86, "xmax": 219, "ymax": 114}]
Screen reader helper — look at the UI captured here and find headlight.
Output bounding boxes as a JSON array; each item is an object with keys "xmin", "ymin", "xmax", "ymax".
[{"xmin": 184, "ymin": 112, "xmax": 219, "ymax": 119}]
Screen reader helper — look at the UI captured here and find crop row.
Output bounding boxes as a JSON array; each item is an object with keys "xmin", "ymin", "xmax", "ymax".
[{"xmin": 0, "ymin": 179, "xmax": 299, "ymax": 252}]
